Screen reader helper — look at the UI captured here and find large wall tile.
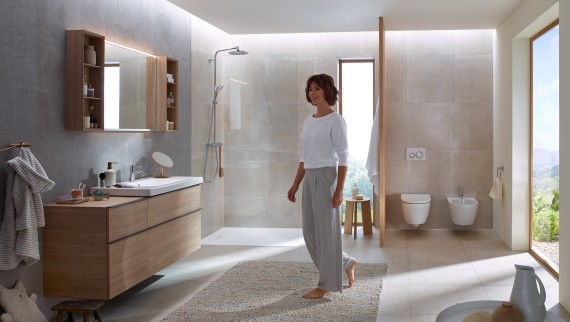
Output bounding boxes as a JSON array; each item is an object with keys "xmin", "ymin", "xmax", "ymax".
[
  {"xmin": 268, "ymin": 151, "xmax": 298, "ymax": 196},
  {"xmin": 454, "ymin": 55, "xmax": 493, "ymax": 103},
  {"xmin": 407, "ymin": 55, "xmax": 454, "ymax": 103},
  {"xmin": 453, "ymin": 150, "xmax": 493, "ymax": 195},
  {"xmin": 385, "ymin": 31, "xmax": 407, "ymax": 57},
  {"xmin": 386, "ymin": 101, "xmax": 407, "ymax": 149},
  {"xmin": 407, "ymin": 103, "xmax": 454, "ymax": 148},
  {"xmin": 225, "ymin": 55, "xmax": 269, "ymax": 105},
  {"xmin": 454, "ymin": 102, "xmax": 493, "ymax": 149},
  {"xmin": 453, "ymin": 30, "xmax": 494, "ymax": 56},
  {"xmin": 407, "ymin": 30, "xmax": 454, "ymax": 56},
  {"xmin": 386, "ymin": 148, "xmax": 407, "ymax": 195},
  {"xmin": 407, "ymin": 150, "xmax": 453, "ymax": 196},
  {"xmin": 268, "ymin": 197, "xmax": 300, "ymax": 228},
  {"xmin": 268, "ymin": 55, "xmax": 298, "ymax": 105},
  {"xmin": 224, "ymin": 165, "xmax": 268, "ymax": 198},
  {"xmin": 224, "ymin": 103, "xmax": 268, "ymax": 149},
  {"xmin": 224, "ymin": 197, "xmax": 269, "ymax": 227},
  {"xmin": 386, "ymin": 55, "xmax": 407, "ymax": 103},
  {"xmin": 268, "ymin": 104, "xmax": 298, "ymax": 152}
]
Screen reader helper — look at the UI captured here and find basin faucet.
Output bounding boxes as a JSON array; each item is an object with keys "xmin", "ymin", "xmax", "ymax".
[
  {"xmin": 458, "ymin": 186, "xmax": 464, "ymax": 199},
  {"xmin": 130, "ymin": 165, "xmax": 145, "ymax": 182}
]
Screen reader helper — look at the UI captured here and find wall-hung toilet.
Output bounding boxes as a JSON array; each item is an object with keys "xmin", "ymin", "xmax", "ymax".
[{"xmin": 400, "ymin": 194, "xmax": 431, "ymax": 227}]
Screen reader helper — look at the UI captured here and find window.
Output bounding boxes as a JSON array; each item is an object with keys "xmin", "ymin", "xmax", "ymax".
[
  {"xmin": 530, "ymin": 20, "xmax": 559, "ymax": 277},
  {"xmin": 339, "ymin": 59, "xmax": 375, "ymax": 224}
]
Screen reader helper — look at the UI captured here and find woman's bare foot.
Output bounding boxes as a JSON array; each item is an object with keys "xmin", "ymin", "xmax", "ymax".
[
  {"xmin": 303, "ymin": 288, "xmax": 330, "ymax": 299},
  {"xmin": 346, "ymin": 260, "xmax": 357, "ymax": 287}
]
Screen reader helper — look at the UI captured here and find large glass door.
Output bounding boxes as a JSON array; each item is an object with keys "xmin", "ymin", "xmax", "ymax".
[{"xmin": 530, "ymin": 20, "xmax": 559, "ymax": 277}]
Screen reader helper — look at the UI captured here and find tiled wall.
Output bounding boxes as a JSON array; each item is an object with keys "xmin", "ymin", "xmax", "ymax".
[
  {"xmin": 215, "ymin": 30, "xmax": 494, "ymax": 229},
  {"xmin": 221, "ymin": 32, "xmax": 380, "ymax": 228},
  {"xmin": 385, "ymin": 30, "xmax": 494, "ymax": 229}
]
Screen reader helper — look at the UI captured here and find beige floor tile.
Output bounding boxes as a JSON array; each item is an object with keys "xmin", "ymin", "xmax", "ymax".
[
  {"xmin": 408, "ymin": 248, "xmax": 470, "ymax": 265},
  {"xmin": 409, "ymin": 284, "xmax": 488, "ymax": 314},
  {"xmin": 376, "ymin": 314, "xmax": 411, "ymax": 322},
  {"xmin": 383, "ymin": 262, "xmax": 410, "ymax": 285},
  {"xmin": 410, "ymin": 315, "xmax": 438, "ymax": 322},
  {"xmin": 409, "ymin": 262, "xmax": 481, "ymax": 285},
  {"xmin": 379, "ymin": 284, "xmax": 411, "ymax": 315}
]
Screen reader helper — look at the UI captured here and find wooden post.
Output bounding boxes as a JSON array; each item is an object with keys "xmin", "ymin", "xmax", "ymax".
[{"xmin": 378, "ymin": 17, "xmax": 386, "ymax": 248}]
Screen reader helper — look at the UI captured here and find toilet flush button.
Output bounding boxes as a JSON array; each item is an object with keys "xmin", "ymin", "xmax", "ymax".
[{"xmin": 406, "ymin": 148, "xmax": 426, "ymax": 161}]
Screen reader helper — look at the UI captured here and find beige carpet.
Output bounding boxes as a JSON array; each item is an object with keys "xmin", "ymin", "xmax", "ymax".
[{"xmin": 162, "ymin": 260, "xmax": 388, "ymax": 322}]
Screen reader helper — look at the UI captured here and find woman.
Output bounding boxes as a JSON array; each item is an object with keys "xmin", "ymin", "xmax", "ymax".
[{"xmin": 287, "ymin": 74, "xmax": 357, "ymax": 299}]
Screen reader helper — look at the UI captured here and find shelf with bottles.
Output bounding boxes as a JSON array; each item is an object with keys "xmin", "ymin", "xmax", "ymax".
[
  {"xmin": 157, "ymin": 56, "xmax": 178, "ymax": 131},
  {"xmin": 66, "ymin": 30, "xmax": 105, "ymax": 130}
]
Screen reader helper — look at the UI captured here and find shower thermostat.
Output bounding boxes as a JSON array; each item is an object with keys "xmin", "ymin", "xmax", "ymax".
[{"xmin": 406, "ymin": 148, "xmax": 426, "ymax": 161}]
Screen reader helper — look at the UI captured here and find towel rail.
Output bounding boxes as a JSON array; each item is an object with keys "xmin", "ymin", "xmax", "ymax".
[
  {"xmin": 496, "ymin": 165, "xmax": 504, "ymax": 179},
  {"xmin": 0, "ymin": 141, "xmax": 31, "ymax": 153}
]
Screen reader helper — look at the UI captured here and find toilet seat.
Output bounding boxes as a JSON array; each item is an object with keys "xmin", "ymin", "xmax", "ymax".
[{"xmin": 401, "ymin": 194, "xmax": 431, "ymax": 204}]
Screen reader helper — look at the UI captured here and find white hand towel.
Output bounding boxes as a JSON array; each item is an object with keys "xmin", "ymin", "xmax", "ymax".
[{"xmin": 488, "ymin": 177, "xmax": 503, "ymax": 202}]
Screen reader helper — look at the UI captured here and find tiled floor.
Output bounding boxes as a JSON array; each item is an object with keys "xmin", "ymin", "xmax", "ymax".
[{"xmin": 95, "ymin": 228, "xmax": 570, "ymax": 322}]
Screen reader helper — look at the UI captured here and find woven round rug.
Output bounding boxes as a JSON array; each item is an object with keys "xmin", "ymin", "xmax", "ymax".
[{"xmin": 162, "ymin": 260, "xmax": 388, "ymax": 322}]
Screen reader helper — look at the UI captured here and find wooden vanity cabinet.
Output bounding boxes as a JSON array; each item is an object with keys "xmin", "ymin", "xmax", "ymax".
[{"xmin": 43, "ymin": 186, "xmax": 201, "ymax": 300}]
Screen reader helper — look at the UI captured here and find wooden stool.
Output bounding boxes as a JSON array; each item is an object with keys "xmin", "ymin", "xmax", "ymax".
[
  {"xmin": 51, "ymin": 300, "xmax": 103, "ymax": 322},
  {"xmin": 344, "ymin": 198, "xmax": 372, "ymax": 239}
]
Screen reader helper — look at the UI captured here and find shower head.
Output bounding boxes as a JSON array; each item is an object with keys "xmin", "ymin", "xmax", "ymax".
[{"xmin": 228, "ymin": 47, "xmax": 248, "ymax": 55}]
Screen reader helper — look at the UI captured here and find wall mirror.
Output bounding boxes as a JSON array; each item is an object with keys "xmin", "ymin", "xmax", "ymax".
[{"xmin": 104, "ymin": 41, "xmax": 157, "ymax": 131}]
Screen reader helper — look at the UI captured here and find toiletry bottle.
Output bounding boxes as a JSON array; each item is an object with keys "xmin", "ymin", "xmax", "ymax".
[
  {"xmin": 83, "ymin": 77, "xmax": 88, "ymax": 96},
  {"xmin": 168, "ymin": 92, "xmax": 174, "ymax": 106},
  {"xmin": 88, "ymin": 84, "xmax": 95, "ymax": 97},
  {"xmin": 105, "ymin": 162, "xmax": 117, "ymax": 187},
  {"xmin": 352, "ymin": 183, "xmax": 359, "ymax": 199}
]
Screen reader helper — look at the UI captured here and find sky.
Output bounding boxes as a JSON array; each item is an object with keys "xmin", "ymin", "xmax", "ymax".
[{"xmin": 533, "ymin": 24, "xmax": 559, "ymax": 152}]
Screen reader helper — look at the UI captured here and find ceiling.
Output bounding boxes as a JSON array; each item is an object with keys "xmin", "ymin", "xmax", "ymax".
[{"xmin": 167, "ymin": 0, "xmax": 523, "ymax": 34}]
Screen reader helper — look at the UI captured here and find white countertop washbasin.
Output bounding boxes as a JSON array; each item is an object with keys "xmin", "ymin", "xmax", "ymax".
[{"xmin": 90, "ymin": 176, "xmax": 203, "ymax": 197}]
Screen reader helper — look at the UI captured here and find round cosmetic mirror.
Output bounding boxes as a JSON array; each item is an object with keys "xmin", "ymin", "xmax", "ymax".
[{"xmin": 151, "ymin": 151, "xmax": 173, "ymax": 177}]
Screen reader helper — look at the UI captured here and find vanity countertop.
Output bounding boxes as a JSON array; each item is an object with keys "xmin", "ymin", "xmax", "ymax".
[{"xmin": 46, "ymin": 196, "xmax": 144, "ymax": 208}]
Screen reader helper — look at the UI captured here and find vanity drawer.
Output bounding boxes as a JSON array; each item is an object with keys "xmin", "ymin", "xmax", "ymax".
[
  {"xmin": 147, "ymin": 185, "xmax": 201, "ymax": 227},
  {"xmin": 108, "ymin": 199, "xmax": 148, "ymax": 242},
  {"xmin": 148, "ymin": 211, "xmax": 201, "ymax": 275},
  {"xmin": 108, "ymin": 231, "xmax": 148, "ymax": 299}
]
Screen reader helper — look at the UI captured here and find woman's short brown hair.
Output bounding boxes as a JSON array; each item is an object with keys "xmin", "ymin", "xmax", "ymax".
[{"xmin": 305, "ymin": 74, "xmax": 339, "ymax": 106}]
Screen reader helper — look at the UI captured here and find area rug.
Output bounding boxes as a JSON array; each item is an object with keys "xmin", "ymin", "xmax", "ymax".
[{"xmin": 162, "ymin": 260, "xmax": 388, "ymax": 322}]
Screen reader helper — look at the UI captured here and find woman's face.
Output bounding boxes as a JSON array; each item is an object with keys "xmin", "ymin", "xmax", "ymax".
[{"xmin": 308, "ymin": 81, "xmax": 325, "ymax": 106}]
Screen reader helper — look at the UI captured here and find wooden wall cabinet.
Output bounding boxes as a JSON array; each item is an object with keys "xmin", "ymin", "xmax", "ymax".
[
  {"xmin": 157, "ymin": 56, "xmax": 178, "ymax": 131},
  {"xmin": 43, "ymin": 186, "xmax": 201, "ymax": 300},
  {"xmin": 65, "ymin": 30, "xmax": 105, "ymax": 131}
]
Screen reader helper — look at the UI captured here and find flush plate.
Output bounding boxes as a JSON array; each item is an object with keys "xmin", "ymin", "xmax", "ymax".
[{"xmin": 406, "ymin": 148, "xmax": 426, "ymax": 161}]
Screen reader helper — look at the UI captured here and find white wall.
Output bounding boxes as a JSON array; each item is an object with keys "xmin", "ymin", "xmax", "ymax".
[{"xmin": 495, "ymin": 0, "xmax": 568, "ymax": 311}]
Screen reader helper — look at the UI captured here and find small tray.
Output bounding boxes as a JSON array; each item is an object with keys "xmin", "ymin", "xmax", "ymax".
[{"xmin": 56, "ymin": 197, "xmax": 89, "ymax": 204}]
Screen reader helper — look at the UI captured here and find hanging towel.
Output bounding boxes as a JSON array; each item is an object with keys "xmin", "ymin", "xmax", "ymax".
[
  {"xmin": 366, "ymin": 97, "xmax": 380, "ymax": 194},
  {"xmin": 488, "ymin": 169, "xmax": 503, "ymax": 202},
  {"xmin": 0, "ymin": 147, "xmax": 55, "ymax": 270}
]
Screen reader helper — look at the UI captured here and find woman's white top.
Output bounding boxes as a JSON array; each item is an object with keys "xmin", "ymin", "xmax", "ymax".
[{"xmin": 300, "ymin": 112, "xmax": 348, "ymax": 169}]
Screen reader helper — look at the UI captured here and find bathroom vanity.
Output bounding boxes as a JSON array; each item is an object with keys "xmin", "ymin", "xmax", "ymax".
[{"xmin": 42, "ymin": 184, "xmax": 201, "ymax": 299}]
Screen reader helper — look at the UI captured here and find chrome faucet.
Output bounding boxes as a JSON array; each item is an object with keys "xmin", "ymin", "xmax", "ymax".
[
  {"xmin": 458, "ymin": 186, "xmax": 464, "ymax": 199},
  {"xmin": 130, "ymin": 165, "xmax": 145, "ymax": 182}
]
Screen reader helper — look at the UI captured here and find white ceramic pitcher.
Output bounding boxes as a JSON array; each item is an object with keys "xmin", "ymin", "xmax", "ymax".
[{"xmin": 509, "ymin": 264, "xmax": 546, "ymax": 322}]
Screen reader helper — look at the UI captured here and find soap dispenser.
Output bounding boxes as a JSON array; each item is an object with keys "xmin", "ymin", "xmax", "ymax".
[{"xmin": 105, "ymin": 162, "xmax": 117, "ymax": 187}]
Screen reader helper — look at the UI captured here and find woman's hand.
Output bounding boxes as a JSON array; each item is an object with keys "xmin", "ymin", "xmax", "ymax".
[
  {"xmin": 332, "ymin": 189, "xmax": 343, "ymax": 208},
  {"xmin": 288, "ymin": 185, "xmax": 299, "ymax": 202}
]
